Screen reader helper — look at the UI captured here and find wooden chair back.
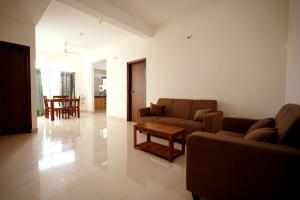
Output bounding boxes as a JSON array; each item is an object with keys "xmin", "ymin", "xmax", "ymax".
[
  {"xmin": 43, "ymin": 96, "xmax": 49, "ymax": 109},
  {"xmin": 53, "ymin": 95, "xmax": 68, "ymax": 99},
  {"xmin": 69, "ymin": 98, "xmax": 80, "ymax": 107},
  {"xmin": 53, "ymin": 96, "xmax": 68, "ymax": 107}
]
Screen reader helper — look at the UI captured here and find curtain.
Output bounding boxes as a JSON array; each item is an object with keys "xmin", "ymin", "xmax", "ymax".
[
  {"xmin": 36, "ymin": 69, "xmax": 44, "ymax": 116},
  {"xmin": 60, "ymin": 72, "xmax": 75, "ymax": 98},
  {"xmin": 41, "ymin": 70, "xmax": 61, "ymax": 97}
]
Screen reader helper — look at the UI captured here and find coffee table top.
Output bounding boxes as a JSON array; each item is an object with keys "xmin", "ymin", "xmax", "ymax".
[{"xmin": 135, "ymin": 122, "xmax": 185, "ymax": 136}]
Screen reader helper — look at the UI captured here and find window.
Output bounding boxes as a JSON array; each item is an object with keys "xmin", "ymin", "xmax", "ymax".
[{"xmin": 40, "ymin": 70, "xmax": 61, "ymax": 97}]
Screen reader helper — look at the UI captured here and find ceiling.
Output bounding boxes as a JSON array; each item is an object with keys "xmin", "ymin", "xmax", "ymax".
[
  {"xmin": 36, "ymin": 0, "xmax": 134, "ymax": 54},
  {"xmin": 23, "ymin": 0, "xmax": 212, "ymax": 54},
  {"xmin": 0, "ymin": 0, "xmax": 50, "ymax": 24},
  {"xmin": 104, "ymin": 0, "xmax": 208, "ymax": 27}
]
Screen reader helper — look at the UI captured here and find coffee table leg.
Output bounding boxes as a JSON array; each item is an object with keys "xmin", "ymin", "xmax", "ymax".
[
  {"xmin": 133, "ymin": 125, "xmax": 137, "ymax": 148},
  {"xmin": 147, "ymin": 134, "xmax": 151, "ymax": 142},
  {"xmin": 168, "ymin": 135, "xmax": 174, "ymax": 162},
  {"xmin": 181, "ymin": 133, "xmax": 186, "ymax": 155}
]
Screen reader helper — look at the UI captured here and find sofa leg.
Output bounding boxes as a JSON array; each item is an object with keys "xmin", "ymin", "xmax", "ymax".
[{"xmin": 192, "ymin": 193, "xmax": 201, "ymax": 200}]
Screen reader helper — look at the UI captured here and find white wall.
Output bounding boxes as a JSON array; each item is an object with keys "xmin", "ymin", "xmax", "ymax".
[
  {"xmin": 286, "ymin": 0, "xmax": 300, "ymax": 104},
  {"xmin": 36, "ymin": 50, "xmax": 81, "ymax": 72},
  {"xmin": 105, "ymin": 0, "xmax": 289, "ymax": 119},
  {"xmin": 0, "ymin": 17, "xmax": 37, "ymax": 130}
]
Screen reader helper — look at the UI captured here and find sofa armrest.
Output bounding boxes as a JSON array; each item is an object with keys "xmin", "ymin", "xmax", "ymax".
[
  {"xmin": 186, "ymin": 132, "xmax": 300, "ymax": 200},
  {"xmin": 222, "ymin": 117, "xmax": 258, "ymax": 133},
  {"xmin": 203, "ymin": 111, "xmax": 223, "ymax": 133}
]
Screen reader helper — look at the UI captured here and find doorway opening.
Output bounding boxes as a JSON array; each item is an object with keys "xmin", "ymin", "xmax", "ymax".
[
  {"xmin": 127, "ymin": 58, "xmax": 146, "ymax": 122},
  {"xmin": 93, "ymin": 59, "xmax": 107, "ymax": 112}
]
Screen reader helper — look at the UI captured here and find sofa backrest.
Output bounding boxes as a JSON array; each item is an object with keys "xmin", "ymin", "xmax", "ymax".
[
  {"xmin": 157, "ymin": 98, "xmax": 173, "ymax": 116},
  {"xmin": 157, "ymin": 98, "xmax": 217, "ymax": 120},
  {"xmin": 275, "ymin": 104, "xmax": 300, "ymax": 148},
  {"xmin": 171, "ymin": 99, "xmax": 193, "ymax": 119},
  {"xmin": 189, "ymin": 100, "xmax": 217, "ymax": 120}
]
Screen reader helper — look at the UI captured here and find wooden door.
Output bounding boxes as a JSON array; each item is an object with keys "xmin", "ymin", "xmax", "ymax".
[
  {"xmin": 127, "ymin": 59, "xmax": 146, "ymax": 122},
  {"xmin": 0, "ymin": 41, "xmax": 32, "ymax": 135}
]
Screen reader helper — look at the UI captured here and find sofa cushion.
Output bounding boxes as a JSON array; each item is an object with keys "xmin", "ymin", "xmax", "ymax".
[
  {"xmin": 247, "ymin": 118, "xmax": 275, "ymax": 133},
  {"xmin": 156, "ymin": 117, "xmax": 185, "ymax": 126},
  {"xmin": 177, "ymin": 120, "xmax": 203, "ymax": 133},
  {"xmin": 217, "ymin": 130, "xmax": 244, "ymax": 138},
  {"xmin": 139, "ymin": 116, "xmax": 160, "ymax": 123},
  {"xmin": 189, "ymin": 100, "xmax": 217, "ymax": 120},
  {"xmin": 157, "ymin": 98, "xmax": 173, "ymax": 116},
  {"xmin": 193, "ymin": 109, "xmax": 213, "ymax": 122},
  {"xmin": 245, "ymin": 128, "xmax": 277, "ymax": 143},
  {"xmin": 171, "ymin": 99, "xmax": 193, "ymax": 119},
  {"xmin": 149, "ymin": 103, "xmax": 164, "ymax": 116}
]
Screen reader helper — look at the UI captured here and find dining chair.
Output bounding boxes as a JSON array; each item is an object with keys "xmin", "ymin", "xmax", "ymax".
[
  {"xmin": 53, "ymin": 95, "xmax": 68, "ymax": 109},
  {"xmin": 51, "ymin": 97, "xmax": 69, "ymax": 118},
  {"xmin": 53, "ymin": 95, "xmax": 68, "ymax": 99},
  {"xmin": 68, "ymin": 98, "xmax": 80, "ymax": 118},
  {"xmin": 52, "ymin": 96, "xmax": 68, "ymax": 118},
  {"xmin": 43, "ymin": 96, "xmax": 50, "ymax": 119},
  {"xmin": 43, "ymin": 96, "xmax": 61, "ymax": 119}
]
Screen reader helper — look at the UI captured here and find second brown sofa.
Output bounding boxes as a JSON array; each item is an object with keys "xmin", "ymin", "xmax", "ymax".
[
  {"xmin": 137, "ymin": 98, "xmax": 223, "ymax": 134},
  {"xmin": 186, "ymin": 104, "xmax": 300, "ymax": 200}
]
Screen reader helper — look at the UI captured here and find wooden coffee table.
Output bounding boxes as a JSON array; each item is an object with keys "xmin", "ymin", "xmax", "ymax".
[{"xmin": 133, "ymin": 122, "xmax": 186, "ymax": 162}]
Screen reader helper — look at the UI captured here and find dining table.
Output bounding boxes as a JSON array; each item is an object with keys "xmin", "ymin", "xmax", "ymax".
[{"xmin": 47, "ymin": 98, "xmax": 80, "ymax": 121}]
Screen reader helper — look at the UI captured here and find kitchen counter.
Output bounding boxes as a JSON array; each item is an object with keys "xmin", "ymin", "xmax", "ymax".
[{"xmin": 94, "ymin": 96, "xmax": 106, "ymax": 110}]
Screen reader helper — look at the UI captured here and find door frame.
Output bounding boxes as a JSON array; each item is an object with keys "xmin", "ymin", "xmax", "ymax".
[
  {"xmin": 0, "ymin": 40, "xmax": 32, "ymax": 134},
  {"xmin": 127, "ymin": 58, "xmax": 146, "ymax": 121}
]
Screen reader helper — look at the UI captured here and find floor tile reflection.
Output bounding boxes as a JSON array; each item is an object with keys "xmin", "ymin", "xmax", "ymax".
[{"xmin": 0, "ymin": 112, "xmax": 191, "ymax": 200}]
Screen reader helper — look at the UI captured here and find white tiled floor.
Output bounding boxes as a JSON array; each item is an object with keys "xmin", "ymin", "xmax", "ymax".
[{"xmin": 0, "ymin": 112, "xmax": 191, "ymax": 200}]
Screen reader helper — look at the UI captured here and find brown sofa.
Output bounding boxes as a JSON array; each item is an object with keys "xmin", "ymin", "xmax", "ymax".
[
  {"xmin": 137, "ymin": 98, "xmax": 223, "ymax": 134},
  {"xmin": 186, "ymin": 104, "xmax": 300, "ymax": 200}
]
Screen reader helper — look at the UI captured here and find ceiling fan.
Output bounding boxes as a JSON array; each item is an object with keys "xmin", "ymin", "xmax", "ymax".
[{"xmin": 64, "ymin": 41, "xmax": 82, "ymax": 55}]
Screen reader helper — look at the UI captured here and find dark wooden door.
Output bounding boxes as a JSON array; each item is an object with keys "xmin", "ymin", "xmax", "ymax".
[
  {"xmin": 0, "ymin": 41, "xmax": 32, "ymax": 135},
  {"xmin": 128, "ymin": 59, "xmax": 146, "ymax": 122}
]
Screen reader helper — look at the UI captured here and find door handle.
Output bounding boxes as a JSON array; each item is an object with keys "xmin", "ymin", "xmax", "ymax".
[{"xmin": 130, "ymin": 90, "xmax": 135, "ymax": 94}]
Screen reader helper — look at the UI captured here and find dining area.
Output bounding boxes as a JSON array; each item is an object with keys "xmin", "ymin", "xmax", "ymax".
[
  {"xmin": 43, "ymin": 96, "xmax": 80, "ymax": 121},
  {"xmin": 35, "ymin": 68, "xmax": 81, "ymax": 121}
]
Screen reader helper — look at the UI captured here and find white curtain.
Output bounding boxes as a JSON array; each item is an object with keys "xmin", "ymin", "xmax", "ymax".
[{"xmin": 41, "ymin": 70, "xmax": 61, "ymax": 98}]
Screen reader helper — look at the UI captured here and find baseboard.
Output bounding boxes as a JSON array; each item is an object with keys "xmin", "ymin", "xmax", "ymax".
[
  {"xmin": 31, "ymin": 128, "xmax": 38, "ymax": 133},
  {"xmin": 107, "ymin": 115, "xmax": 127, "ymax": 122}
]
